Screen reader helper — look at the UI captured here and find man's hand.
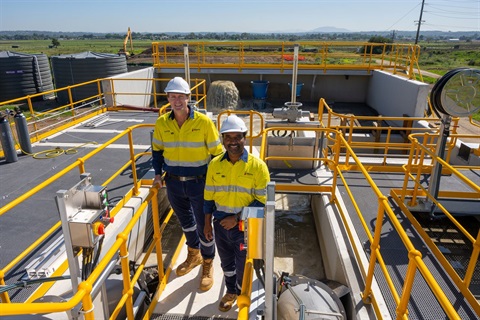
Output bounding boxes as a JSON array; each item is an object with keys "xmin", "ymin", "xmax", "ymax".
[
  {"xmin": 153, "ymin": 174, "xmax": 164, "ymax": 188},
  {"xmin": 220, "ymin": 215, "xmax": 237, "ymax": 230},
  {"xmin": 204, "ymin": 223, "xmax": 214, "ymax": 241},
  {"xmin": 204, "ymin": 214, "xmax": 214, "ymax": 241}
]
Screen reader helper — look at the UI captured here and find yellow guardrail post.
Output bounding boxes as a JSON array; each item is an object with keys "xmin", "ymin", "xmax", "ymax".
[
  {"xmin": 96, "ymin": 80, "xmax": 103, "ymax": 108},
  {"xmin": 150, "ymin": 185, "xmax": 165, "ymax": 279},
  {"xmin": 127, "ymin": 128, "xmax": 139, "ymax": 196},
  {"xmin": 119, "ymin": 233, "xmax": 135, "ymax": 320},
  {"xmin": 362, "ymin": 198, "xmax": 387, "ymax": 304},
  {"xmin": 396, "ymin": 250, "xmax": 421, "ymax": 319},
  {"xmin": 464, "ymin": 230, "xmax": 480, "ymax": 287},
  {"xmin": 78, "ymin": 282, "xmax": 95, "ymax": 320}
]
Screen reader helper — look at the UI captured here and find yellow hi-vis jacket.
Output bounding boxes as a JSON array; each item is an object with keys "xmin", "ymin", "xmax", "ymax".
[
  {"xmin": 152, "ymin": 108, "xmax": 222, "ymax": 176},
  {"xmin": 204, "ymin": 149, "xmax": 270, "ymax": 220}
]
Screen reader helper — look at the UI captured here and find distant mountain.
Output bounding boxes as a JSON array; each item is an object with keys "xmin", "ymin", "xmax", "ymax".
[{"xmin": 309, "ymin": 26, "xmax": 351, "ymax": 33}]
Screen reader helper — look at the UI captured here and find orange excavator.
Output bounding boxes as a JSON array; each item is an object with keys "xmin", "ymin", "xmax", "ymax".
[{"xmin": 119, "ymin": 27, "xmax": 133, "ymax": 57}]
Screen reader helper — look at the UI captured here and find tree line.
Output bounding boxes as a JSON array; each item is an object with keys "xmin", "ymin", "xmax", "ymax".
[{"xmin": 1, "ymin": 30, "xmax": 479, "ymax": 43}]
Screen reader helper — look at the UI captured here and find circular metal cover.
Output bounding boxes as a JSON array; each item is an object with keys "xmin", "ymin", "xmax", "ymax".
[{"xmin": 431, "ymin": 68, "xmax": 480, "ymax": 117}]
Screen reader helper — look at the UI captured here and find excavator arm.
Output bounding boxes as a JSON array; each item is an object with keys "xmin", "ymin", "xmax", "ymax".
[{"xmin": 120, "ymin": 27, "xmax": 133, "ymax": 57}]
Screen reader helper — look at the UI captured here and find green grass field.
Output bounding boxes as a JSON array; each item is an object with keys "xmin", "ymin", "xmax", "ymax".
[
  {"xmin": 418, "ymin": 42, "xmax": 480, "ymax": 74},
  {"xmin": 0, "ymin": 39, "xmax": 154, "ymax": 56}
]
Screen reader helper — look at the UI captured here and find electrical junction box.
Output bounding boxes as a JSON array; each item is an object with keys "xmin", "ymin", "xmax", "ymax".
[
  {"xmin": 56, "ymin": 174, "xmax": 109, "ymax": 248},
  {"xmin": 68, "ymin": 184, "xmax": 108, "ymax": 248},
  {"xmin": 68, "ymin": 208, "xmax": 104, "ymax": 248}
]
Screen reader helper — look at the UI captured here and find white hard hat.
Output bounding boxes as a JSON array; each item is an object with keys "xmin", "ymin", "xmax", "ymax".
[
  {"xmin": 220, "ymin": 115, "xmax": 247, "ymax": 134},
  {"xmin": 165, "ymin": 77, "xmax": 191, "ymax": 94}
]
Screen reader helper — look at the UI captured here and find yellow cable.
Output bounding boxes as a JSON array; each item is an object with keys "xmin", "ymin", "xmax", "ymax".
[
  {"xmin": 32, "ymin": 142, "xmax": 98, "ymax": 159},
  {"xmin": 32, "ymin": 147, "xmax": 64, "ymax": 159},
  {"xmin": 6, "ymin": 112, "xmax": 98, "ymax": 160}
]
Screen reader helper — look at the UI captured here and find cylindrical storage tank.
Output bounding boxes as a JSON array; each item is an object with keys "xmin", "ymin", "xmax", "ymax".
[
  {"xmin": 0, "ymin": 51, "xmax": 54, "ymax": 102},
  {"xmin": 51, "ymin": 52, "xmax": 127, "ymax": 104}
]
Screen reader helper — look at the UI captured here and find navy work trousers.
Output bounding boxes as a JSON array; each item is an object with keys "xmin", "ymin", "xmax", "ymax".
[
  {"xmin": 165, "ymin": 176, "xmax": 215, "ymax": 259},
  {"xmin": 214, "ymin": 219, "xmax": 246, "ymax": 295}
]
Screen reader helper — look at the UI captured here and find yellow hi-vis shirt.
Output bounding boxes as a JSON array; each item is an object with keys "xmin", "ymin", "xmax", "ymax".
[
  {"xmin": 152, "ymin": 108, "xmax": 222, "ymax": 176},
  {"xmin": 204, "ymin": 150, "xmax": 270, "ymax": 219}
]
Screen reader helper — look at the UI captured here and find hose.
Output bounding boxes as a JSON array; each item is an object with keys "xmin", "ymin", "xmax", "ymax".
[
  {"xmin": 32, "ymin": 141, "xmax": 99, "ymax": 159},
  {"xmin": 4, "ymin": 109, "xmax": 99, "ymax": 159}
]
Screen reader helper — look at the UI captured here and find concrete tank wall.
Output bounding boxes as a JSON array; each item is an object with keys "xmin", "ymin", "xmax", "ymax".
[
  {"xmin": 158, "ymin": 70, "xmax": 370, "ymax": 106},
  {"xmin": 366, "ymin": 70, "xmax": 429, "ymax": 120},
  {"xmin": 102, "ymin": 67, "xmax": 155, "ymax": 108},
  {"xmin": 156, "ymin": 69, "xmax": 429, "ymax": 120}
]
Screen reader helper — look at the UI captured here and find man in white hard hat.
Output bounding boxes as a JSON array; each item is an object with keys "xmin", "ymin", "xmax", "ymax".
[
  {"xmin": 203, "ymin": 114, "xmax": 270, "ymax": 312},
  {"xmin": 152, "ymin": 77, "xmax": 223, "ymax": 291}
]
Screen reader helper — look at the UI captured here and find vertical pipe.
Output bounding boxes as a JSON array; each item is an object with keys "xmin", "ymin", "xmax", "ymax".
[
  {"xmin": 183, "ymin": 44, "xmax": 191, "ymax": 90},
  {"xmin": 428, "ymin": 114, "xmax": 451, "ymax": 214},
  {"xmin": 264, "ymin": 182, "xmax": 276, "ymax": 320},
  {"xmin": 291, "ymin": 44, "xmax": 299, "ymax": 104}
]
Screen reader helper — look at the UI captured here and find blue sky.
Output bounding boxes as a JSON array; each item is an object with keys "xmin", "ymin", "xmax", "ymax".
[{"xmin": 0, "ymin": 0, "xmax": 479, "ymax": 33}]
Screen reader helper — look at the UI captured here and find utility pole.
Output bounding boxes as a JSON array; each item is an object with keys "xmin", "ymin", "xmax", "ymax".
[{"xmin": 415, "ymin": 0, "xmax": 426, "ymax": 44}]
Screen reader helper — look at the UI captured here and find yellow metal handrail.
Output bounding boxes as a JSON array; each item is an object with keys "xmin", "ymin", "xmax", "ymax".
[
  {"xmin": 317, "ymin": 98, "xmax": 466, "ymax": 172},
  {"xmin": 0, "ymin": 123, "xmax": 192, "ymax": 320},
  {"xmin": 1, "ymin": 75, "xmax": 477, "ymax": 319},
  {"xmin": 0, "ymin": 122, "xmax": 472, "ymax": 319},
  {"xmin": 389, "ymin": 132, "xmax": 480, "ymax": 317},
  {"xmin": 255, "ymin": 126, "xmax": 463, "ymax": 319},
  {"xmin": 152, "ymin": 41, "xmax": 421, "ymax": 79},
  {"xmin": 0, "ymin": 77, "xmax": 208, "ymax": 158}
]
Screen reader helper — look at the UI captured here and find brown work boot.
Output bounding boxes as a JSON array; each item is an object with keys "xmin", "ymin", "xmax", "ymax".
[
  {"xmin": 176, "ymin": 247, "xmax": 203, "ymax": 276},
  {"xmin": 200, "ymin": 258, "xmax": 214, "ymax": 291},
  {"xmin": 218, "ymin": 293, "xmax": 237, "ymax": 312}
]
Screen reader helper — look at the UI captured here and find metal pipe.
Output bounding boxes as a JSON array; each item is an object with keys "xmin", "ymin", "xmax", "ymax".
[
  {"xmin": 264, "ymin": 182, "xmax": 276, "ymax": 320},
  {"xmin": 183, "ymin": 44, "xmax": 191, "ymax": 90},
  {"xmin": 291, "ymin": 44, "xmax": 299, "ymax": 104},
  {"xmin": 428, "ymin": 114, "xmax": 451, "ymax": 214}
]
